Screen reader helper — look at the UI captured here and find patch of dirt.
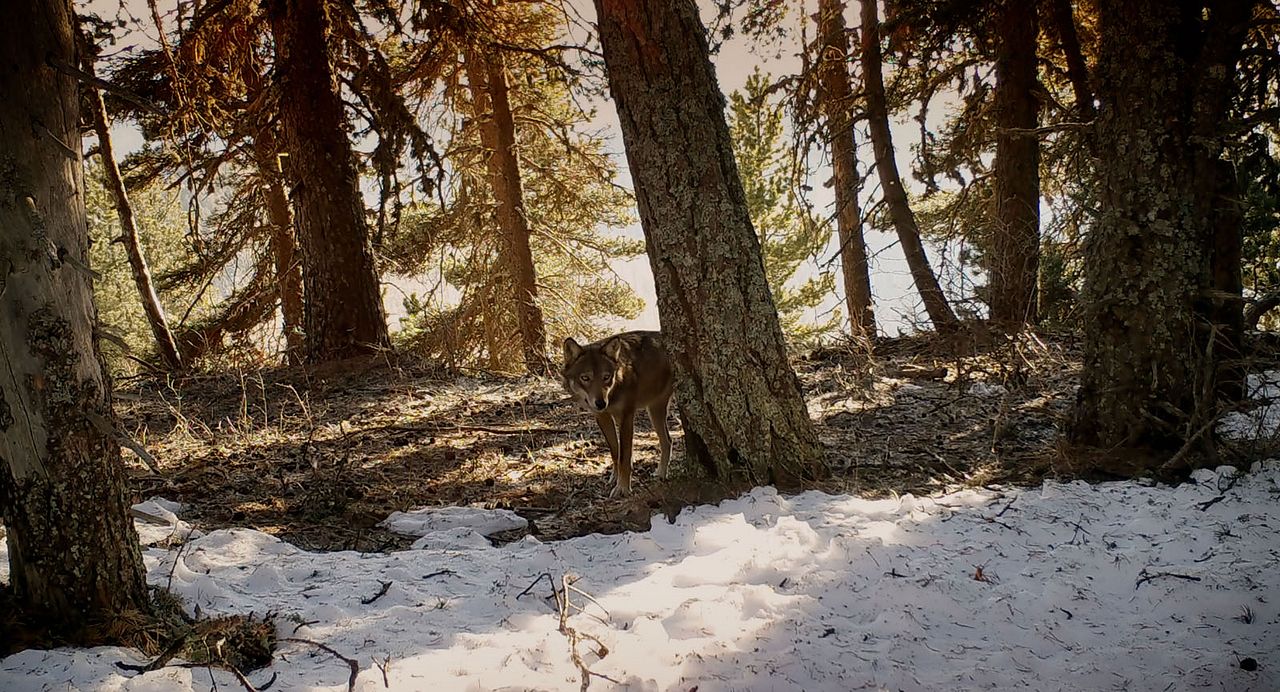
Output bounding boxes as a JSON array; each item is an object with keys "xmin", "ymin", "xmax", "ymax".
[{"xmin": 116, "ymin": 329, "xmax": 1084, "ymax": 551}]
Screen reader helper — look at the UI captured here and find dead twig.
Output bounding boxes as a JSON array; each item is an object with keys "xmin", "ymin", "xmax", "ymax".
[
  {"xmin": 517, "ymin": 572, "xmax": 557, "ymax": 600},
  {"xmin": 361, "ymin": 581, "xmax": 392, "ymax": 605},
  {"xmin": 280, "ymin": 638, "xmax": 359, "ymax": 692},
  {"xmin": 1135, "ymin": 568, "xmax": 1203, "ymax": 589},
  {"xmin": 382, "ymin": 423, "xmax": 567, "ymax": 436},
  {"xmin": 374, "ymin": 655, "xmax": 391, "ymax": 687},
  {"xmin": 86, "ymin": 410, "xmax": 162, "ymax": 474},
  {"xmin": 557, "ymin": 574, "xmax": 612, "ymax": 692}
]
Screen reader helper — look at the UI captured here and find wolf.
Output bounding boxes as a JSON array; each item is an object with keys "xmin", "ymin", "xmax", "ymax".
[{"xmin": 560, "ymin": 330, "xmax": 674, "ymax": 498}]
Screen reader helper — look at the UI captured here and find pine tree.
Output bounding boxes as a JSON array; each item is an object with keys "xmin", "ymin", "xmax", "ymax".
[
  {"xmin": 595, "ymin": 0, "xmax": 827, "ymax": 484},
  {"xmin": 0, "ymin": 0, "xmax": 149, "ymax": 636},
  {"xmin": 728, "ymin": 69, "xmax": 837, "ymax": 344}
]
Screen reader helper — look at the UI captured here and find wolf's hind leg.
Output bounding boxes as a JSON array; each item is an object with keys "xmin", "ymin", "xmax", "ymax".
[{"xmin": 647, "ymin": 395, "xmax": 672, "ymax": 480}]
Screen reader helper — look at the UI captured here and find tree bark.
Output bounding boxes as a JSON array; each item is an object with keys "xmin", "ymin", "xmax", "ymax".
[
  {"xmin": 0, "ymin": 0, "xmax": 149, "ymax": 631},
  {"xmin": 82, "ymin": 41, "xmax": 185, "ymax": 371},
  {"xmin": 816, "ymin": 0, "xmax": 876, "ymax": 338},
  {"xmin": 858, "ymin": 0, "xmax": 957, "ymax": 329},
  {"xmin": 254, "ymin": 131, "xmax": 306, "ymax": 366},
  {"xmin": 989, "ymin": 0, "xmax": 1041, "ymax": 326},
  {"xmin": 595, "ymin": 0, "xmax": 826, "ymax": 485},
  {"xmin": 1069, "ymin": 0, "xmax": 1255, "ymax": 454},
  {"xmin": 266, "ymin": 0, "xmax": 391, "ymax": 362},
  {"xmin": 463, "ymin": 45, "xmax": 549, "ymax": 372}
]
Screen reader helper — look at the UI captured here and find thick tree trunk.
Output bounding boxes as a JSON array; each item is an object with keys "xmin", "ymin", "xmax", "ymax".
[
  {"xmin": 858, "ymin": 0, "xmax": 957, "ymax": 329},
  {"xmin": 82, "ymin": 44, "xmax": 184, "ymax": 371},
  {"xmin": 463, "ymin": 46, "xmax": 549, "ymax": 372},
  {"xmin": 989, "ymin": 0, "xmax": 1041, "ymax": 326},
  {"xmin": 0, "ymin": 0, "xmax": 149, "ymax": 631},
  {"xmin": 1069, "ymin": 0, "xmax": 1255, "ymax": 454},
  {"xmin": 816, "ymin": 0, "xmax": 876, "ymax": 338},
  {"xmin": 254, "ymin": 132, "xmax": 306, "ymax": 366},
  {"xmin": 595, "ymin": 0, "xmax": 826, "ymax": 485},
  {"xmin": 267, "ymin": 0, "xmax": 391, "ymax": 363}
]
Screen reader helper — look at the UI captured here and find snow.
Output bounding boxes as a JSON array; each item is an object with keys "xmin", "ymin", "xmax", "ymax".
[
  {"xmin": 965, "ymin": 381, "xmax": 1008, "ymax": 397},
  {"xmin": 4, "ymin": 465, "xmax": 1279, "ymax": 691},
  {"xmin": 1220, "ymin": 371, "xmax": 1280, "ymax": 441},
  {"xmin": 380, "ymin": 505, "xmax": 529, "ymax": 549}
]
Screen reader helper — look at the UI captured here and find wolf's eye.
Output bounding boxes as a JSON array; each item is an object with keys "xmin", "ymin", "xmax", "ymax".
[
  {"xmin": 579, "ymin": 373, "xmax": 591, "ymax": 383},
  {"xmin": 602, "ymin": 372, "xmax": 613, "ymax": 383}
]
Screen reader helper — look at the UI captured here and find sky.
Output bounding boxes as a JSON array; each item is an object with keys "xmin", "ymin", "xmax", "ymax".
[{"xmin": 89, "ymin": 0, "xmax": 969, "ymax": 340}]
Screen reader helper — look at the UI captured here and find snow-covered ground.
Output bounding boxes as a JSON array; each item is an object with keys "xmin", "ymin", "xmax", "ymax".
[
  {"xmin": 1220, "ymin": 371, "xmax": 1280, "ymax": 441},
  {"xmin": 3, "ymin": 463, "xmax": 1278, "ymax": 691}
]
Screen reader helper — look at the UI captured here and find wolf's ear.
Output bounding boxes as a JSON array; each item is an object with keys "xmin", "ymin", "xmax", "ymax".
[
  {"xmin": 602, "ymin": 336, "xmax": 625, "ymax": 360},
  {"xmin": 563, "ymin": 337, "xmax": 583, "ymax": 362}
]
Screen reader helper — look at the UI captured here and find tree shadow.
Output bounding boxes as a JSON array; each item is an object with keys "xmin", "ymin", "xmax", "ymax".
[{"xmin": 8, "ymin": 468, "xmax": 1272, "ymax": 690}]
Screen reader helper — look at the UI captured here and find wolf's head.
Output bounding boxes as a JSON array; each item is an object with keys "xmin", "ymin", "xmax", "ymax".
[{"xmin": 561, "ymin": 336, "xmax": 624, "ymax": 412}]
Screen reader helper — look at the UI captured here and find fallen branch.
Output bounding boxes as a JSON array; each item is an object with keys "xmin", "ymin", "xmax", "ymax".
[
  {"xmin": 116, "ymin": 628, "xmax": 193, "ymax": 673},
  {"xmin": 383, "ymin": 423, "xmax": 567, "ymax": 436},
  {"xmin": 280, "ymin": 638, "xmax": 359, "ymax": 692},
  {"xmin": 1135, "ymin": 568, "xmax": 1202, "ymax": 589}
]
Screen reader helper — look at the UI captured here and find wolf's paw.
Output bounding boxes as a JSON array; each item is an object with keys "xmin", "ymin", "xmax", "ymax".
[{"xmin": 609, "ymin": 483, "xmax": 631, "ymax": 499}]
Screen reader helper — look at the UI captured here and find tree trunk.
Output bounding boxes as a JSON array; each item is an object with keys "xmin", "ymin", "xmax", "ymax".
[
  {"xmin": 82, "ymin": 42, "xmax": 185, "ymax": 371},
  {"xmin": 1207, "ymin": 159, "xmax": 1244, "ymax": 403},
  {"xmin": 1046, "ymin": 0, "xmax": 1095, "ymax": 122},
  {"xmin": 0, "ymin": 0, "xmax": 149, "ymax": 632},
  {"xmin": 595, "ymin": 0, "xmax": 827, "ymax": 485},
  {"xmin": 463, "ymin": 45, "xmax": 549, "ymax": 372},
  {"xmin": 858, "ymin": 0, "xmax": 957, "ymax": 329},
  {"xmin": 266, "ymin": 0, "xmax": 391, "ymax": 363},
  {"xmin": 1069, "ymin": 0, "xmax": 1255, "ymax": 455},
  {"xmin": 988, "ymin": 0, "xmax": 1041, "ymax": 326},
  {"xmin": 254, "ymin": 131, "xmax": 306, "ymax": 366},
  {"xmin": 816, "ymin": 0, "xmax": 876, "ymax": 338}
]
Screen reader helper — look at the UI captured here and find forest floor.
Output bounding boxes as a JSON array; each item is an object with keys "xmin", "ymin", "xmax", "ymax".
[{"xmin": 111, "ymin": 327, "xmax": 1235, "ymax": 553}]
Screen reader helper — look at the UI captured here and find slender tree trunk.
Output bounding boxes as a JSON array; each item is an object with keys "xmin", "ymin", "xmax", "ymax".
[
  {"xmin": 989, "ymin": 0, "xmax": 1041, "ymax": 326},
  {"xmin": 463, "ymin": 46, "xmax": 548, "ymax": 372},
  {"xmin": 1069, "ymin": 0, "xmax": 1255, "ymax": 455},
  {"xmin": 858, "ymin": 0, "xmax": 957, "ymax": 329},
  {"xmin": 266, "ymin": 0, "xmax": 391, "ymax": 362},
  {"xmin": 1047, "ymin": 0, "xmax": 1095, "ymax": 122},
  {"xmin": 1208, "ymin": 159, "xmax": 1244, "ymax": 402},
  {"xmin": 82, "ymin": 41, "xmax": 184, "ymax": 370},
  {"xmin": 254, "ymin": 132, "xmax": 306, "ymax": 366},
  {"xmin": 816, "ymin": 0, "xmax": 875, "ymax": 337},
  {"xmin": 595, "ymin": 0, "xmax": 827, "ymax": 485},
  {"xmin": 0, "ymin": 0, "xmax": 149, "ymax": 632}
]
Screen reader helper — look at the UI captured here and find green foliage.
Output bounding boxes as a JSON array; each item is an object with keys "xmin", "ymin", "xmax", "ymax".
[
  {"xmin": 85, "ymin": 169, "xmax": 207, "ymax": 375},
  {"xmin": 727, "ymin": 68, "xmax": 837, "ymax": 345}
]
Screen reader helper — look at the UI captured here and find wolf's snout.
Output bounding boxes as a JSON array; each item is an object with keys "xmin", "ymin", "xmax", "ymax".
[{"xmin": 593, "ymin": 398, "xmax": 606, "ymax": 411}]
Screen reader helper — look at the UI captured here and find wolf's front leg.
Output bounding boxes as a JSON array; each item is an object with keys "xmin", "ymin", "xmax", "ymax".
[
  {"xmin": 610, "ymin": 409, "xmax": 636, "ymax": 498},
  {"xmin": 594, "ymin": 412, "xmax": 619, "ymax": 484}
]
